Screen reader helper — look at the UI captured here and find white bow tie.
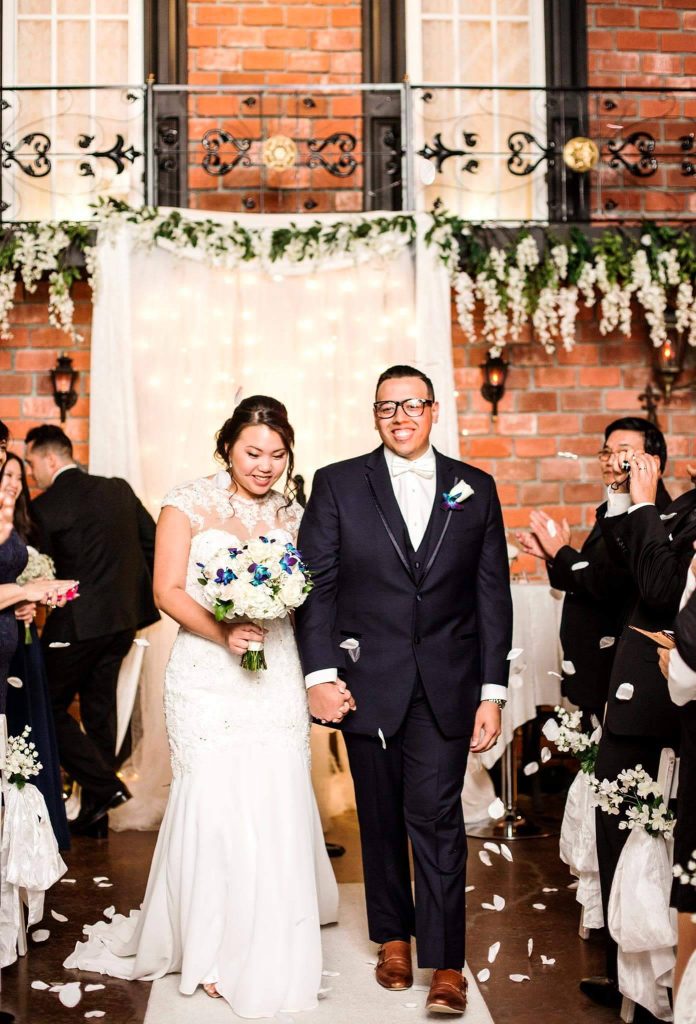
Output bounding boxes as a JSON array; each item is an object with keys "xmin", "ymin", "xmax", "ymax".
[{"xmin": 390, "ymin": 454, "xmax": 436, "ymax": 480}]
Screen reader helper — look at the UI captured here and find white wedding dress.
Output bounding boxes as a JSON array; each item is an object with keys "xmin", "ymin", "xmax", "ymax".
[{"xmin": 64, "ymin": 474, "xmax": 339, "ymax": 1018}]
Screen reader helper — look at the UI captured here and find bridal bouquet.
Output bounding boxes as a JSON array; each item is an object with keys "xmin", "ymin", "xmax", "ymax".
[
  {"xmin": 16, "ymin": 546, "xmax": 56, "ymax": 644},
  {"xmin": 2, "ymin": 726, "xmax": 43, "ymax": 789},
  {"xmin": 197, "ymin": 537, "xmax": 312, "ymax": 671}
]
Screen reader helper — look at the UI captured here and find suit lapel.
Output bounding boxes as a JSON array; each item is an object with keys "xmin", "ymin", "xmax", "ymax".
[
  {"xmin": 364, "ymin": 447, "xmax": 415, "ymax": 582},
  {"xmin": 420, "ymin": 451, "xmax": 458, "ymax": 584}
]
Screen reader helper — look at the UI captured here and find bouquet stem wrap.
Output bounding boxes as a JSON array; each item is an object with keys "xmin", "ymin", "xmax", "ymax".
[{"xmin": 242, "ymin": 633, "xmax": 267, "ymax": 672}]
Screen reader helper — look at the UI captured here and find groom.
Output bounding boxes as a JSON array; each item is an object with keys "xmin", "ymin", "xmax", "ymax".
[{"xmin": 296, "ymin": 365, "xmax": 512, "ymax": 1015}]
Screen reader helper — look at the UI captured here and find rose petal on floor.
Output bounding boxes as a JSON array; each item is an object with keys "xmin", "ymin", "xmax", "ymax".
[
  {"xmin": 500, "ymin": 844, "xmax": 513, "ymax": 862},
  {"xmin": 542, "ymin": 719, "xmax": 560, "ymax": 742},
  {"xmin": 92, "ymin": 877, "xmax": 109, "ymax": 883},
  {"xmin": 84, "ymin": 1014, "xmax": 106, "ymax": 1020},
  {"xmin": 31, "ymin": 981, "xmax": 50, "ymax": 990},
  {"xmin": 541, "ymin": 956, "xmax": 556, "ymax": 965},
  {"xmin": 540, "ymin": 747, "xmax": 552, "ymax": 763},
  {"xmin": 59, "ymin": 982, "xmax": 82, "ymax": 1008},
  {"xmin": 488, "ymin": 942, "xmax": 501, "ymax": 964},
  {"xmin": 477, "ymin": 969, "xmax": 490, "ymax": 983},
  {"xmin": 599, "ymin": 636, "xmax": 615, "ymax": 649},
  {"xmin": 487, "ymin": 798, "xmax": 505, "ymax": 820},
  {"xmin": 483, "ymin": 842, "xmax": 500, "ymax": 855},
  {"xmin": 479, "ymin": 850, "xmax": 492, "ymax": 867},
  {"xmin": 493, "ymin": 895, "xmax": 505, "ymax": 911},
  {"xmin": 403, "ymin": 1002, "xmax": 417, "ymax": 1009},
  {"xmin": 31, "ymin": 930, "xmax": 50, "ymax": 943},
  {"xmin": 523, "ymin": 762, "xmax": 539, "ymax": 776},
  {"xmin": 510, "ymin": 974, "xmax": 530, "ymax": 983},
  {"xmin": 85, "ymin": 985, "xmax": 105, "ymax": 992},
  {"xmin": 98, "ymin": 883, "xmax": 114, "ymax": 888},
  {"xmin": 465, "ymin": 885, "xmax": 476, "ymax": 892},
  {"xmin": 322, "ymin": 971, "xmax": 340, "ymax": 977},
  {"xmin": 527, "ymin": 938, "xmax": 533, "ymax": 958},
  {"xmin": 60, "ymin": 878, "xmax": 77, "ymax": 884},
  {"xmin": 51, "ymin": 910, "xmax": 68, "ymax": 923},
  {"xmin": 482, "ymin": 902, "xmax": 496, "ymax": 911},
  {"xmin": 542, "ymin": 887, "xmax": 558, "ymax": 893},
  {"xmin": 532, "ymin": 903, "xmax": 546, "ymax": 911}
]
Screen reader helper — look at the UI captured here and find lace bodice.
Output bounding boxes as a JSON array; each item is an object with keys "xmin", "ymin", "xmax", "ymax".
[{"xmin": 162, "ymin": 472, "xmax": 303, "ymax": 540}]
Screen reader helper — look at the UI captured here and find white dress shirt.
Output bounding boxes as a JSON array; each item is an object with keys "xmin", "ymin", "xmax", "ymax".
[
  {"xmin": 668, "ymin": 557, "xmax": 696, "ymax": 707},
  {"xmin": 305, "ymin": 445, "xmax": 507, "ymax": 702}
]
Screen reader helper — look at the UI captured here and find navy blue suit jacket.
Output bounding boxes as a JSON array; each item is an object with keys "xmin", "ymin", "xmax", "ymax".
[{"xmin": 295, "ymin": 446, "xmax": 512, "ymax": 739}]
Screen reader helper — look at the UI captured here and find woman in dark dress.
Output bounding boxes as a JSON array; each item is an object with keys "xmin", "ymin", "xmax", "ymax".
[{"xmin": 0, "ymin": 423, "xmax": 77, "ymax": 848}]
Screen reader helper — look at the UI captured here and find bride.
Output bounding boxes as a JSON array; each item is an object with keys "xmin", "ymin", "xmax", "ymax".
[{"xmin": 65, "ymin": 396, "xmax": 341, "ymax": 1017}]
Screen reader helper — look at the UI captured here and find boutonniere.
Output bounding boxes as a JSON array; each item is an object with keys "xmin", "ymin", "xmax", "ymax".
[{"xmin": 441, "ymin": 480, "xmax": 474, "ymax": 510}]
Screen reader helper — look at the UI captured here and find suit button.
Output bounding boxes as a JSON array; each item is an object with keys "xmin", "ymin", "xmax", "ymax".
[
  {"xmin": 415, "ymin": 561, "xmax": 421, "ymax": 569},
  {"xmin": 414, "ymin": 636, "xmax": 421, "ymax": 644}
]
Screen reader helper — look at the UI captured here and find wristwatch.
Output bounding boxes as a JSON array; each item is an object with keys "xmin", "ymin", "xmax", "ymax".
[{"xmin": 483, "ymin": 698, "xmax": 507, "ymax": 709}]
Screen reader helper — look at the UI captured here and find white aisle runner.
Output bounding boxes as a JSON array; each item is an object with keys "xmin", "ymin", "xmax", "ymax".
[{"xmin": 144, "ymin": 883, "xmax": 494, "ymax": 1024}]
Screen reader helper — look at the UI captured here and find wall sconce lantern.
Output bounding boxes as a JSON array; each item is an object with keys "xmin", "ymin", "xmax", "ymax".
[
  {"xmin": 639, "ymin": 310, "xmax": 690, "ymax": 425},
  {"xmin": 50, "ymin": 353, "xmax": 78, "ymax": 423},
  {"xmin": 480, "ymin": 354, "xmax": 508, "ymax": 420}
]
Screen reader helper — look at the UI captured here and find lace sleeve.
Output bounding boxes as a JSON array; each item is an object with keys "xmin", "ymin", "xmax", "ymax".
[
  {"xmin": 279, "ymin": 499, "xmax": 304, "ymax": 543},
  {"xmin": 161, "ymin": 480, "xmax": 205, "ymax": 530}
]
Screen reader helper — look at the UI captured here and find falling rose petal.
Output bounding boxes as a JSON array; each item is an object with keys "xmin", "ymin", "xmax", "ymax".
[
  {"xmin": 31, "ymin": 930, "xmax": 50, "ymax": 943},
  {"xmin": 568, "ymin": 880, "xmax": 579, "ymax": 890},
  {"xmin": 51, "ymin": 910, "xmax": 68, "ymax": 923},
  {"xmin": 527, "ymin": 938, "xmax": 534, "ymax": 958},
  {"xmin": 500, "ymin": 844, "xmax": 513, "ymax": 862},
  {"xmin": 523, "ymin": 761, "xmax": 539, "ymax": 777},
  {"xmin": 540, "ymin": 747, "xmax": 552, "ymax": 763},
  {"xmin": 377, "ymin": 729, "xmax": 387, "ymax": 750},
  {"xmin": 561, "ymin": 660, "xmax": 576, "ymax": 675},
  {"xmin": 533, "ymin": 903, "xmax": 546, "ymax": 911},
  {"xmin": 542, "ymin": 887, "xmax": 559, "ymax": 893},
  {"xmin": 557, "ymin": 451, "xmax": 579, "ymax": 460},
  {"xmin": 488, "ymin": 942, "xmax": 501, "ymax": 964},
  {"xmin": 98, "ymin": 883, "xmax": 113, "ymax": 888},
  {"xmin": 93, "ymin": 877, "xmax": 109, "ymax": 883},
  {"xmin": 103, "ymin": 906, "xmax": 116, "ymax": 919},
  {"xmin": 493, "ymin": 895, "xmax": 505, "ymax": 911},
  {"xmin": 507, "ymin": 648, "xmax": 523, "ymax": 661},
  {"xmin": 483, "ymin": 842, "xmax": 500, "ymax": 856},
  {"xmin": 591, "ymin": 714, "xmax": 601, "ymax": 729},
  {"xmin": 322, "ymin": 971, "xmax": 340, "ymax": 978},
  {"xmin": 84, "ymin": 984, "xmax": 105, "ymax": 992},
  {"xmin": 549, "ymin": 588, "xmax": 564, "ymax": 601},
  {"xmin": 133, "ymin": 638, "xmax": 150, "ymax": 647},
  {"xmin": 571, "ymin": 561, "xmax": 589, "ymax": 571},
  {"xmin": 547, "ymin": 670, "xmax": 562, "ymax": 679},
  {"xmin": 546, "ymin": 520, "xmax": 557, "ymax": 538},
  {"xmin": 510, "ymin": 974, "xmax": 530, "ymax": 983},
  {"xmin": 660, "ymin": 512, "xmax": 678, "ymax": 521},
  {"xmin": 48, "ymin": 642, "xmax": 71, "ymax": 648},
  {"xmin": 616, "ymin": 683, "xmax": 634, "ymax": 701},
  {"xmin": 479, "ymin": 850, "xmax": 492, "ymax": 867},
  {"xmin": 31, "ymin": 981, "xmax": 50, "ymax": 990},
  {"xmin": 60, "ymin": 878, "xmax": 77, "ymax": 884},
  {"xmin": 85, "ymin": 1014, "xmax": 106, "ymax": 1020},
  {"xmin": 488, "ymin": 798, "xmax": 505, "ymax": 820},
  {"xmin": 599, "ymin": 636, "xmax": 616, "ymax": 649},
  {"xmin": 477, "ymin": 969, "xmax": 491, "ymax": 983},
  {"xmin": 59, "ymin": 982, "xmax": 82, "ymax": 1008},
  {"xmin": 542, "ymin": 718, "xmax": 560, "ymax": 742},
  {"xmin": 590, "ymin": 726, "xmax": 603, "ymax": 744},
  {"xmin": 482, "ymin": 903, "xmax": 496, "ymax": 911},
  {"xmin": 7, "ymin": 676, "xmax": 23, "ymax": 689},
  {"xmin": 465, "ymin": 885, "xmax": 476, "ymax": 893},
  {"xmin": 541, "ymin": 956, "xmax": 556, "ymax": 965}
]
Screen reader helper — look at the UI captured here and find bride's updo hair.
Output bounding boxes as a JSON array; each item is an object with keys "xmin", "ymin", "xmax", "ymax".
[{"xmin": 215, "ymin": 396, "xmax": 296, "ymax": 506}]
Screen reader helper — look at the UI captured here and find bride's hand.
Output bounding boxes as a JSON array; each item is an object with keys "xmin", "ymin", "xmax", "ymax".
[{"xmin": 224, "ymin": 621, "xmax": 266, "ymax": 656}]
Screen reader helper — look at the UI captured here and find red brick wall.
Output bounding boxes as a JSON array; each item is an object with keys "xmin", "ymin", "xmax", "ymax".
[
  {"xmin": 187, "ymin": 0, "xmax": 363, "ymax": 212},
  {"xmin": 1, "ymin": 282, "xmax": 92, "ymax": 466},
  {"xmin": 587, "ymin": 0, "xmax": 696, "ymax": 217}
]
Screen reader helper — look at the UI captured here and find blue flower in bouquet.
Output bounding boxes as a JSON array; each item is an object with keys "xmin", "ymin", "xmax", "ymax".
[
  {"xmin": 248, "ymin": 562, "xmax": 272, "ymax": 587},
  {"xmin": 214, "ymin": 567, "xmax": 237, "ymax": 585},
  {"xmin": 280, "ymin": 550, "xmax": 299, "ymax": 574}
]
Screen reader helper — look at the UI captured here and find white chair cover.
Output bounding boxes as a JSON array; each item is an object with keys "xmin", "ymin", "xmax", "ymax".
[
  {"xmin": 0, "ymin": 782, "xmax": 67, "ymax": 967},
  {"xmin": 608, "ymin": 828, "xmax": 676, "ymax": 1021},
  {"xmin": 675, "ymin": 950, "xmax": 696, "ymax": 1024},
  {"xmin": 559, "ymin": 771, "xmax": 603, "ymax": 929}
]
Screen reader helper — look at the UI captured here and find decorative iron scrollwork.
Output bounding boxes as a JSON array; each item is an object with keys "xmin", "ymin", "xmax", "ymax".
[
  {"xmin": 201, "ymin": 129, "xmax": 252, "ymax": 176},
  {"xmin": 417, "ymin": 132, "xmax": 478, "ymax": 174},
  {"xmin": 382, "ymin": 127, "xmax": 402, "ymax": 179},
  {"xmin": 2, "ymin": 133, "xmax": 51, "ymax": 177},
  {"xmin": 307, "ymin": 133, "xmax": 357, "ymax": 178},
  {"xmin": 607, "ymin": 131, "xmax": 658, "ymax": 177},
  {"xmin": 157, "ymin": 117, "xmax": 180, "ymax": 174},
  {"xmin": 76, "ymin": 133, "xmax": 142, "ymax": 177},
  {"xmin": 507, "ymin": 131, "xmax": 554, "ymax": 176}
]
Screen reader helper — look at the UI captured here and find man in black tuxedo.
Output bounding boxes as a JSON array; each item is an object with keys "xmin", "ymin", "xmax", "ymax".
[
  {"xmin": 579, "ymin": 443, "xmax": 696, "ymax": 1010},
  {"xmin": 25, "ymin": 425, "xmax": 159, "ymax": 835},
  {"xmin": 296, "ymin": 365, "xmax": 512, "ymax": 1015},
  {"xmin": 517, "ymin": 417, "xmax": 670, "ymax": 726}
]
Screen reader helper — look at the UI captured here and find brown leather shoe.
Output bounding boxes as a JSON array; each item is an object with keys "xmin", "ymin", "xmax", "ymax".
[
  {"xmin": 426, "ymin": 969, "xmax": 468, "ymax": 1015},
  {"xmin": 375, "ymin": 940, "xmax": 413, "ymax": 990}
]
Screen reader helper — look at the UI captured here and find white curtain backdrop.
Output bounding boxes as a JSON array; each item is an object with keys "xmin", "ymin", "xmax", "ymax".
[{"xmin": 90, "ymin": 209, "xmax": 457, "ymax": 830}]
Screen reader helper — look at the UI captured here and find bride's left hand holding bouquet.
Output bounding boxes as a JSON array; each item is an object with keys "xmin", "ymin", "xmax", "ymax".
[{"xmin": 197, "ymin": 537, "xmax": 313, "ymax": 671}]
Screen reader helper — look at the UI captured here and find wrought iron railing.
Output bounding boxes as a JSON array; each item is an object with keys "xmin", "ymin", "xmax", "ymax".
[{"xmin": 2, "ymin": 82, "xmax": 695, "ymax": 223}]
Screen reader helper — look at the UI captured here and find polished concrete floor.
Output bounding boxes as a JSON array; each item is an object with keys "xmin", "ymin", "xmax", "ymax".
[{"xmin": 0, "ymin": 800, "xmax": 621, "ymax": 1024}]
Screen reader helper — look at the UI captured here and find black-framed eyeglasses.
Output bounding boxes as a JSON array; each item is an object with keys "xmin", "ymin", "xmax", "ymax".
[{"xmin": 373, "ymin": 398, "xmax": 434, "ymax": 419}]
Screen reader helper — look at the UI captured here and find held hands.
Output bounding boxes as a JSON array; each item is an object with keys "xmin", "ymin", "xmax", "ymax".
[
  {"xmin": 21, "ymin": 578, "xmax": 78, "ymax": 607},
  {"xmin": 470, "ymin": 701, "xmax": 502, "ymax": 753},
  {"xmin": 308, "ymin": 681, "xmax": 356, "ymax": 725},
  {"xmin": 223, "ymin": 621, "xmax": 267, "ymax": 657}
]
